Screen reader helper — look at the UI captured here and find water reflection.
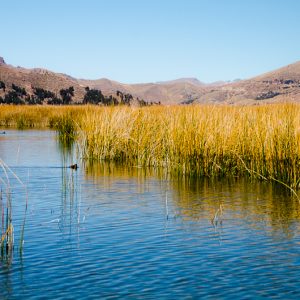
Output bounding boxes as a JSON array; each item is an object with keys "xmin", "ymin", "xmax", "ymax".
[
  {"xmin": 84, "ymin": 161, "xmax": 300, "ymax": 238},
  {"xmin": 171, "ymin": 177, "xmax": 300, "ymax": 238},
  {"xmin": 58, "ymin": 138, "xmax": 82, "ymax": 246}
]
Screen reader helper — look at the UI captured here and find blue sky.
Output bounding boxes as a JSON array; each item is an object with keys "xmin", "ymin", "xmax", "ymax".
[{"xmin": 1, "ymin": 0, "xmax": 299, "ymax": 83}]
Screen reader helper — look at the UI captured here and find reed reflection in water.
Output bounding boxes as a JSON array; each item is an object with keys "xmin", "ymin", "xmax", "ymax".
[{"xmin": 84, "ymin": 161, "xmax": 300, "ymax": 239}]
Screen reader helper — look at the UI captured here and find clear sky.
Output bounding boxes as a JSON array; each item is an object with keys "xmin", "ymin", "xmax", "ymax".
[{"xmin": 1, "ymin": 0, "xmax": 299, "ymax": 83}]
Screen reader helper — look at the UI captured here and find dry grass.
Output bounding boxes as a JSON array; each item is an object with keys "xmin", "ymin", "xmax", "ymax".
[
  {"xmin": 78, "ymin": 104, "xmax": 300, "ymax": 189},
  {"xmin": 1, "ymin": 103, "xmax": 300, "ymax": 189},
  {"xmin": 0, "ymin": 105, "xmax": 84, "ymax": 129}
]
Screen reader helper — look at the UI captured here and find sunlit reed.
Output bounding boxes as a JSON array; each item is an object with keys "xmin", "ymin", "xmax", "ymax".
[
  {"xmin": 1, "ymin": 103, "xmax": 300, "ymax": 190},
  {"xmin": 78, "ymin": 104, "xmax": 300, "ymax": 190}
]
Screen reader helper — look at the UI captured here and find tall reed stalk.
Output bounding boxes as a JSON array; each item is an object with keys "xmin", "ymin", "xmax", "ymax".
[{"xmin": 0, "ymin": 159, "xmax": 28, "ymax": 265}]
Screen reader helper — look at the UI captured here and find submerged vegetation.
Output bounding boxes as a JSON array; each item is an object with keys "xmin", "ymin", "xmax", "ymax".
[{"xmin": 1, "ymin": 103, "xmax": 300, "ymax": 190}]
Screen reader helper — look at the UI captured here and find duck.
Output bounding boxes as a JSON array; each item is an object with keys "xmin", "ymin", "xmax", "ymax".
[{"xmin": 69, "ymin": 164, "xmax": 78, "ymax": 170}]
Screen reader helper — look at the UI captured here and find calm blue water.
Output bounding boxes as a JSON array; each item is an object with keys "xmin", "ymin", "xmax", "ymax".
[{"xmin": 1, "ymin": 130, "xmax": 300, "ymax": 299}]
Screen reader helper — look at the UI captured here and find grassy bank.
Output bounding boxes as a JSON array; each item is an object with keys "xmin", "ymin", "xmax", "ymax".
[{"xmin": 1, "ymin": 104, "xmax": 300, "ymax": 188}]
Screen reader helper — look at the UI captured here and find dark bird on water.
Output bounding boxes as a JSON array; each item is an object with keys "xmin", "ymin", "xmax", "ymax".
[{"xmin": 69, "ymin": 164, "xmax": 78, "ymax": 170}]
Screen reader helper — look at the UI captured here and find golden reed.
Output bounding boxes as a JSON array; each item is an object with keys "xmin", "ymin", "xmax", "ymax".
[{"xmin": 1, "ymin": 103, "xmax": 300, "ymax": 188}]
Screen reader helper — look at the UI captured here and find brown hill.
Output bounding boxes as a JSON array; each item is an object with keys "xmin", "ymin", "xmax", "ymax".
[
  {"xmin": 0, "ymin": 60, "xmax": 207, "ymax": 104},
  {"xmin": 1, "ymin": 57, "xmax": 300, "ymax": 104},
  {"xmin": 78, "ymin": 78, "xmax": 208, "ymax": 104},
  {"xmin": 194, "ymin": 61, "xmax": 300, "ymax": 104},
  {"xmin": 0, "ymin": 62, "xmax": 85, "ymax": 102}
]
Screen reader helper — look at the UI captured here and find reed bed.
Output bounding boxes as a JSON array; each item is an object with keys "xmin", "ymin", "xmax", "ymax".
[
  {"xmin": 1, "ymin": 103, "xmax": 300, "ymax": 189},
  {"xmin": 0, "ymin": 105, "xmax": 84, "ymax": 130},
  {"xmin": 78, "ymin": 104, "xmax": 300, "ymax": 189}
]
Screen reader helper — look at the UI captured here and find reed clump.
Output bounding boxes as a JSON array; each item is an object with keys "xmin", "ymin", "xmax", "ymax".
[
  {"xmin": 0, "ymin": 105, "xmax": 53, "ymax": 128},
  {"xmin": 49, "ymin": 112, "xmax": 78, "ymax": 143},
  {"xmin": 0, "ymin": 188, "xmax": 14, "ymax": 264},
  {"xmin": 0, "ymin": 105, "xmax": 84, "ymax": 130},
  {"xmin": 0, "ymin": 159, "xmax": 28, "ymax": 264},
  {"xmin": 78, "ymin": 103, "xmax": 300, "ymax": 189}
]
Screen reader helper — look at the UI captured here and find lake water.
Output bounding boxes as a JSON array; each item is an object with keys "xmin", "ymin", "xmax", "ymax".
[{"xmin": 1, "ymin": 130, "xmax": 300, "ymax": 299}]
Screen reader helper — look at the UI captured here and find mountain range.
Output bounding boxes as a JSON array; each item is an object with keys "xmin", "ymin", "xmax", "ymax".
[{"xmin": 1, "ymin": 56, "xmax": 300, "ymax": 104}]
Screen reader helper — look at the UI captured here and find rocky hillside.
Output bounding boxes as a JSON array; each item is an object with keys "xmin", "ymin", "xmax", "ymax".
[
  {"xmin": 1, "ymin": 56, "xmax": 300, "ymax": 105},
  {"xmin": 0, "ymin": 58, "xmax": 85, "ymax": 102},
  {"xmin": 194, "ymin": 61, "xmax": 300, "ymax": 104}
]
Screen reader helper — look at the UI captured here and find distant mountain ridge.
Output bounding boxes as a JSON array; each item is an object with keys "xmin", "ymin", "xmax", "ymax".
[
  {"xmin": 156, "ymin": 78, "xmax": 204, "ymax": 86},
  {"xmin": 195, "ymin": 61, "xmax": 300, "ymax": 104},
  {"xmin": 1, "ymin": 56, "xmax": 300, "ymax": 104}
]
